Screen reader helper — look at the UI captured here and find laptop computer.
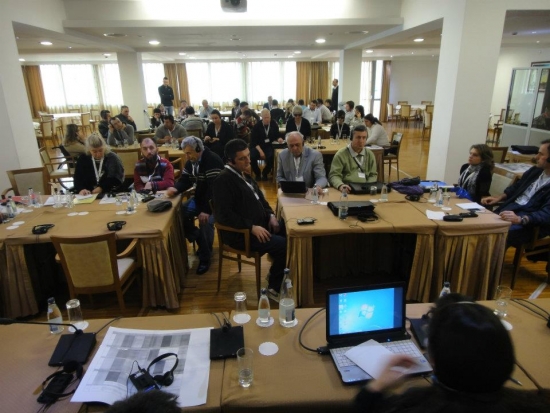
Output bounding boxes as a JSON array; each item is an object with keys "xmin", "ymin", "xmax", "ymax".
[
  {"xmin": 326, "ymin": 282, "xmax": 432, "ymax": 384},
  {"xmin": 349, "ymin": 181, "xmax": 390, "ymax": 195},
  {"xmin": 280, "ymin": 180, "xmax": 307, "ymax": 194}
]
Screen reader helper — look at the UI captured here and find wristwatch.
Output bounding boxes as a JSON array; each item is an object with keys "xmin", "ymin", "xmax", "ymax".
[{"xmin": 521, "ymin": 216, "xmax": 529, "ymax": 226}]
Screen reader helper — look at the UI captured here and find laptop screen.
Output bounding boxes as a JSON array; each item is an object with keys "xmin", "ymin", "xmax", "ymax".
[{"xmin": 326, "ymin": 283, "xmax": 405, "ymax": 342}]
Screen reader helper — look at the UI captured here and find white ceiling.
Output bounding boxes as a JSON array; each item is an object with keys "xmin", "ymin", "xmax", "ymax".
[{"xmin": 13, "ymin": 5, "xmax": 550, "ymax": 64}]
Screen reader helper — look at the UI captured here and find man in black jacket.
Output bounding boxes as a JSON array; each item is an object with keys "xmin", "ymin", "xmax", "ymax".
[
  {"xmin": 249, "ymin": 109, "xmax": 282, "ymax": 181},
  {"xmin": 482, "ymin": 139, "xmax": 550, "ymax": 247},
  {"xmin": 98, "ymin": 109, "xmax": 110, "ymax": 140},
  {"xmin": 116, "ymin": 105, "xmax": 137, "ymax": 131},
  {"xmin": 158, "ymin": 77, "xmax": 175, "ymax": 116},
  {"xmin": 166, "ymin": 137, "xmax": 224, "ymax": 274},
  {"xmin": 212, "ymin": 139, "xmax": 286, "ymax": 297},
  {"xmin": 331, "ymin": 79, "xmax": 339, "ymax": 110}
]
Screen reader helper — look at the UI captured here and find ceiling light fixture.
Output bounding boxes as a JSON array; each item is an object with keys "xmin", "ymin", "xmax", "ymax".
[
  {"xmin": 19, "ymin": 58, "xmax": 25, "ymax": 62},
  {"xmin": 103, "ymin": 33, "xmax": 126, "ymax": 37},
  {"xmin": 103, "ymin": 53, "xmax": 111, "ymax": 57},
  {"xmin": 287, "ymin": 55, "xmax": 293, "ymax": 58},
  {"xmin": 414, "ymin": 38, "xmax": 424, "ymax": 42},
  {"xmin": 149, "ymin": 40, "xmax": 160, "ymax": 45},
  {"xmin": 365, "ymin": 49, "xmax": 373, "ymax": 53},
  {"xmin": 230, "ymin": 38, "xmax": 241, "ymax": 41},
  {"xmin": 40, "ymin": 41, "xmax": 52, "ymax": 46},
  {"xmin": 315, "ymin": 38, "xmax": 326, "ymax": 44},
  {"xmin": 294, "ymin": 51, "xmax": 301, "ymax": 54},
  {"xmin": 179, "ymin": 52, "xmax": 186, "ymax": 56}
]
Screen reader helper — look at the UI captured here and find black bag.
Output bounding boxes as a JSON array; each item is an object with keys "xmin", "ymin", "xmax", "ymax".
[
  {"xmin": 147, "ymin": 199, "xmax": 172, "ymax": 213},
  {"xmin": 510, "ymin": 145, "xmax": 538, "ymax": 155}
]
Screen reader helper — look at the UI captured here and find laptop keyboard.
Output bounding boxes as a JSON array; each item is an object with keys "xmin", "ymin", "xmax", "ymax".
[{"xmin": 331, "ymin": 340, "xmax": 424, "ymax": 368}]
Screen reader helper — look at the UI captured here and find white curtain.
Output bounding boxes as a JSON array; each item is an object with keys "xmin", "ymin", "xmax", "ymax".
[
  {"xmin": 186, "ymin": 62, "xmax": 210, "ymax": 107},
  {"xmin": 245, "ymin": 61, "xmax": 296, "ymax": 105},
  {"xmin": 142, "ymin": 63, "xmax": 165, "ymax": 106},
  {"xmin": 95, "ymin": 64, "xmax": 123, "ymax": 114},
  {"xmin": 360, "ymin": 61, "xmax": 373, "ymax": 111}
]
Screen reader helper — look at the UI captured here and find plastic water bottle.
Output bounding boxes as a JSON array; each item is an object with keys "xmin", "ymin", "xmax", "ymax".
[
  {"xmin": 439, "ymin": 281, "xmax": 451, "ymax": 298},
  {"xmin": 28, "ymin": 187, "xmax": 36, "ymax": 207},
  {"xmin": 317, "ymin": 136, "xmax": 322, "ymax": 149},
  {"xmin": 7, "ymin": 196, "xmax": 17, "ymax": 218},
  {"xmin": 338, "ymin": 189, "xmax": 348, "ymax": 220},
  {"xmin": 47, "ymin": 297, "xmax": 64, "ymax": 334},
  {"xmin": 279, "ymin": 277, "xmax": 297, "ymax": 328},
  {"xmin": 258, "ymin": 288, "xmax": 271, "ymax": 325},
  {"xmin": 436, "ymin": 188, "xmax": 443, "ymax": 207},
  {"xmin": 380, "ymin": 184, "xmax": 388, "ymax": 202}
]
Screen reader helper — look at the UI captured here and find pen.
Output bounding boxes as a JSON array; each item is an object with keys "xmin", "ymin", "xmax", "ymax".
[{"xmin": 509, "ymin": 377, "xmax": 522, "ymax": 386}]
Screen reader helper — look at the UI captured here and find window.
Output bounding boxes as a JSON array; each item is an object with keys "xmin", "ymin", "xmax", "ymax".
[{"xmin": 41, "ymin": 64, "xmax": 98, "ymax": 110}]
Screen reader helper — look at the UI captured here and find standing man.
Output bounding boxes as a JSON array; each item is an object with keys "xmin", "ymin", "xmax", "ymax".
[
  {"xmin": 116, "ymin": 105, "xmax": 138, "ymax": 131},
  {"xmin": 212, "ymin": 139, "xmax": 286, "ymax": 298},
  {"xmin": 199, "ymin": 100, "xmax": 214, "ymax": 119},
  {"xmin": 167, "ymin": 137, "xmax": 224, "ymax": 275},
  {"xmin": 331, "ymin": 79, "xmax": 339, "ymax": 110},
  {"xmin": 329, "ymin": 124, "xmax": 378, "ymax": 193},
  {"xmin": 158, "ymin": 77, "xmax": 175, "ymax": 116},
  {"xmin": 250, "ymin": 109, "xmax": 281, "ymax": 181},
  {"xmin": 303, "ymin": 100, "xmax": 322, "ymax": 125},
  {"xmin": 277, "ymin": 131, "xmax": 327, "ymax": 192},
  {"xmin": 154, "ymin": 115, "xmax": 188, "ymax": 145},
  {"xmin": 133, "ymin": 138, "xmax": 175, "ymax": 192},
  {"xmin": 107, "ymin": 117, "xmax": 135, "ymax": 146},
  {"xmin": 263, "ymin": 96, "xmax": 273, "ymax": 110},
  {"xmin": 98, "ymin": 110, "xmax": 111, "ymax": 140},
  {"xmin": 482, "ymin": 139, "xmax": 550, "ymax": 248}
]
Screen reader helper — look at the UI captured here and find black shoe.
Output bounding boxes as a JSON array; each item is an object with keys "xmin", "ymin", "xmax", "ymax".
[{"xmin": 196, "ymin": 260, "xmax": 210, "ymax": 275}]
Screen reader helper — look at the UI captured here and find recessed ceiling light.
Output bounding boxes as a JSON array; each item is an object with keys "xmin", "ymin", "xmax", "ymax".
[
  {"xmin": 103, "ymin": 33, "xmax": 127, "ymax": 38},
  {"xmin": 390, "ymin": 55, "xmax": 393, "ymax": 58},
  {"xmin": 536, "ymin": 41, "xmax": 540, "ymax": 43},
  {"xmin": 40, "ymin": 41, "xmax": 52, "ymax": 46},
  {"xmin": 287, "ymin": 55, "xmax": 293, "ymax": 58},
  {"xmin": 68, "ymin": 47, "xmax": 72, "ymax": 49},
  {"xmin": 230, "ymin": 38, "xmax": 241, "ymax": 41},
  {"xmin": 19, "ymin": 58, "xmax": 25, "ymax": 62},
  {"xmin": 149, "ymin": 40, "xmax": 160, "ymax": 45},
  {"xmin": 414, "ymin": 38, "xmax": 424, "ymax": 42},
  {"xmin": 179, "ymin": 52, "xmax": 186, "ymax": 56},
  {"xmin": 103, "ymin": 53, "xmax": 111, "ymax": 57},
  {"xmin": 294, "ymin": 51, "xmax": 301, "ymax": 54},
  {"xmin": 532, "ymin": 31, "xmax": 537, "ymax": 34},
  {"xmin": 365, "ymin": 49, "xmax": 373, "ymax": 53},
  {"xmin": 411, "ymin": 52, "xmax": 414, "ymax": 54},
  {"xmin": 15, "ymin": 36, "xmax": 19, "ymax": 40},
  {"xmin": 315, "ymin": 38, "xmax": 326, "ymax": 44}
]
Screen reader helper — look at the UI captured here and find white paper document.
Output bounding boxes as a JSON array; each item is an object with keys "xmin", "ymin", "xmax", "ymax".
[
  {"xmin": 426, "ymin": 210, "xmax": 445, "ymax": 220},
  {"xmin": 345, "ymin": 340, "xmax": 394, "ymax": 379},
  {"xmin": 72, "ymin": 326, "xmax": 212, "ymax": 408},
  {"xmin": 456, "ymin": 202, "xmax": 485, "ymax": 211}
]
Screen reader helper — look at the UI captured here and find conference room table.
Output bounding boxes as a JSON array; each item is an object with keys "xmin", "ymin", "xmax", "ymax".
[
  {"xmin": 273, "ymin": 140, "xmax": 385, "ymax": 184},
  {"xmin": 279, "ymin": 188, "xmax": 510, "ymax": 306},
  {"xmin": 4, "ymin": 299, "xmax": 546, "ymax": 412},
  {"xmin": 493, "ymin": 162, "xmax": 532, "ymax": 180},
  {"xmin": 0, "ymin": 193, "xmax": 187, "ymax": 318}
]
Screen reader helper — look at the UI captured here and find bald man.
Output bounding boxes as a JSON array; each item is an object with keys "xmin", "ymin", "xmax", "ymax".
[{"xmin": 133, "ymin": 138, "xmax": 175, "ymax": 192}]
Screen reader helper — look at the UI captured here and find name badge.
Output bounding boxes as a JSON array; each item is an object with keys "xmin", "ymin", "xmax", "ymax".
[
  {"xmin": 264, "ymin": 138, "xmax": 270, "ymax": 143},
  {"xmin": 358, "ymin": 172, "xmax": 366, "ymax": 179},
  {"xmin": 140, "ymin": 176, "xmax": 150, "ymax": 183},
  {"xmin": 295, "ymin": 176, "xmax": 304, "ymax": 182}
]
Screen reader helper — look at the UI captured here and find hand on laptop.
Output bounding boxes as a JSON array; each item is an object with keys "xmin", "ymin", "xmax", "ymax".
[{"xmin": 365, "ymin": 354, "xmax": 417, "ymax": 393}]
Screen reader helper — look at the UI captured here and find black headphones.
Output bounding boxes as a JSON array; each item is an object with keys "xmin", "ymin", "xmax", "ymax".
[
  {"xmin": 147, "ymin": 353, "xmax": 179, "ymax": 387},
  {"xmin": 40, "ymin": 360, "xmax": 83, "ymax": 403},
  {"xmin": 107, "ymin": 221, "xmax": 126, "ymax": 231},
  {"xmin": 193, "ymin": 137, "xmax": 202, "ymax": 153}
]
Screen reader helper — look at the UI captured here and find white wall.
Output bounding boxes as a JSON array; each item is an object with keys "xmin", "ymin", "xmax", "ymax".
[
  {"xmin": 491, "ymin": 47, "xmax": 550, "ymax": 116},
  {"xmin": 389, "ymin": 60, "xmax": 438, "ymax": 104}
]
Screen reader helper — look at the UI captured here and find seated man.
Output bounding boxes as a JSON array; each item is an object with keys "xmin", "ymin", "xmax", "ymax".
[
  {"xmin": 482, "ymin": 139, "xmax": 550, "ymax": 247},
  {"xmin": 263, "ymin": 95, "xmax": 273, "ymax": 110},
  {"xmin": 330, "ymin": 110, "xmax": 351, "ymax": 139},
  {"xmin": 199, "ymin": 99, "xmax": 214, "ymax": 119},
  {"xmin": 329, "ymin": 125, "xmax": 378, "ymax": 193},
  {"xmin": 344, "ymin": 100, "xmax": 355, "ymax": 125},
  {"xmin": 150, "ymin": 108, "xmax": 163, "ymax": 129},
  {"xmin": 154, "ymin": 115, "xmax": 188, "ymax": 145},
  {"xmin": 236, "ymin": 109, "xmax": 256, "ymax": 141},
  {"xmin": 98, "ymin": 109, "xmax": 110, "ymax": 140},
  {"xmin": 212, "ymin": 139, "xmax": 286, "ymax": 298},
  {"xmin": 181, "ymin": 106, "xmax": 205, "ymax": 133},
  {"xmin": 270, "ymin": 99, "xmax": 285, "ymax": 124},
  {"xmin": 277, "ymin": 131, "xmax": 327, "ymax": 193},
  {"xmin": 303, "ymin": 100, "xmax": 322, "ymax": 125},
  {"xmin": 107, "ymin": 117, "xmax": 135, "ymax": 147},
  {"xmin": 249, "ymin": 108, "xmax": 282, "ymax": 181},
  {"xmin": 116, "ymin": 105, "xmax": 137, "ymax": 131},
  {"xmin": 74, "ymin": 134, "xmax": 124, "ymax": 195},
  {"xmin": 316, "ymin": 98, "xmax": 333, "ymax": 123},
  {"xmin": 133, "ymin": 138, "xmax": 175, "ymax": 192},
  {"xmin": 166, "ymin": 137, "xmax": 224, "ymax": 275}
]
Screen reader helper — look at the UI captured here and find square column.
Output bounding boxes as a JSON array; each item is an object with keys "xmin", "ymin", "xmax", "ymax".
[
  {"xmin": 338, "ymin": 49, "xmax": 362, "ymax": 108},
  {"xmin": 117, "ymin": 52, "xmax": 149, "ymax": 130}
]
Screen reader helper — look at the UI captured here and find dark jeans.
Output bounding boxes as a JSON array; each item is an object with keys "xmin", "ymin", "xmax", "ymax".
[
  {"xmin": 250, "ymin": 147, "xmax": 274, "ymax": 178},
  {"xmin": 181, "ymin": 197, "xmax": 214, "ymax": 262}
]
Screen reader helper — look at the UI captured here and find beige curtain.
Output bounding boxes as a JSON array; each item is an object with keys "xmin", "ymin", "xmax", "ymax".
[
  {"xmin": 296, "ymin": 62, "xmax": 329, "ymax": 103},
  {"xmin": 163, "ymin": 64, "xmax": 179, "ymax": 107},
  {"xmin": 21, "ymin": 66, "xmax": 47, "ymax": 118},
  {"xmin": 175, "ymin": 63, "xmax": 190, "ymax": 103},
  {"xmin": 380, "ymin": 61, "xmax": 391, "ymax": 122}
]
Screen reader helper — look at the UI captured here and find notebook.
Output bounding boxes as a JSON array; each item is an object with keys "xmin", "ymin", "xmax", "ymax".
[
  {"xmin": 326, "ymin": 282, "xmax": 432, "ymax": 384},
  {"xmin": 349, "ymin": 181, "xmax": 390, "ymax": 195},
  {"xmin": 280, "ymin": 180, "xmax": 307, "ymax": 194}
]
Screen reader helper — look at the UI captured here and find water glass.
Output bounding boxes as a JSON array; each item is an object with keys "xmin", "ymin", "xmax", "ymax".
[
  {"xmin": 237, "ymin": 348, "xmax": 254, "ymax": 388},
  {"xmin": 21, "ymin": 196, "xmax": 29, "ymax": 208},
  {"xmin": 309, "ymin": 187, "xmax": 319, "ymax": 204},
  {"xmin": 34, "ymin": 192, "xmax": 42, "ymax": 208},
  {"xmin": 494, "ymin": 286, "xmax": 512, "ymax": 318},
  {"xmin": 370, "ymin": 186, "xmax": 377, "ymax": 196},
  {"xmin": 66, "ymin": 298, "xmax": 89, "ymax": 331},
  {"xmin": 65, "ymin": 193, "xmax": 75, "ymax": 209},
  {"xmin": 428, "ymin": 188, "xmax": 437, "ymax": 203},
  {"xmin": 233, "ymin": 292, "xmax": 250, "ymax": 324},
  {"xmin": 441, "ymin": 193, "xmax": 452, "ymax": 211}
]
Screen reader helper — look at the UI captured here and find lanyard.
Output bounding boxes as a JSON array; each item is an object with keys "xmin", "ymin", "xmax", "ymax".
[
  {"xmin": 295, "ymin": 121, "xmax": 301, "ymax": 133},
  {"xmin": 337, "ymin": 123, "xmax": 343, "ymax": 138},
  {"xmin": 147, "ymin": 156, "xmax": 160, "ymax": 182},
  {"xmin": 294, "ymin": 156, "xmax": 301, "ymax": 174},
  {"xmin": 349, "ymin": 146, "xmax": 365, "ymax": 173},
  {"xmin": 92, "ymin": 157, "xmax": 104, "ymax": 184},
  {"xmin": 264, "ymin": 124, "xmax": 270, "ymax": 137},
  {"xmin": 225, "ymin": 165, "xmax": 260, "ymax": 200}
]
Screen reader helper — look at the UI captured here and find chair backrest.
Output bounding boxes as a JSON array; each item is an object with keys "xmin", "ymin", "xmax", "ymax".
[
  {"xmin": 491, "ymin": 146, "xmax": 508, "ymax": 163},
  {"xmin": 40, "ymin": 114, "xmax": 54, "ymax": 121},
  {"xmin": 424, "ymin": 112, "xmax": 432, "ymax": 128},
  {"xmin": 513, "ymin": 113, "xmax": 520, "ymax": 123},
  {"xmin": 112, "ymin": 147, "xmax": 141, "ymax": 179},
  {"xmin": 68, "ymin": 108, "xmax": 80, "ymax": 114},
  {"xmin": 6, "ymin": 167, "xmax": 49, "ymax": 196},
  {"xmin": 421, "ymin": 101, "xmax": 432, "ymax": 105},
  {"xmin": 147, "ymin": 106, "xmax": 154, "ymax": 117},
  {"xmin": 81, "ymin": 112, "xmax": 91, "ymax": 127},
  {"xmin": 489, "ymin": 173, "xmax": 517, "ymax": 197},
  {"xmin": 186, "ymin": 128, "xmax": 204, "ymax": 139},
  {"xmin": 398, "ymin": 101, "xmax": 408, "ymax": 105},
  {"xmin": 40, "ymin": 120, "xmax": 54, "ymax": 137},
  {"xmin": 400, "ymin": 104, "xmax": 411, "ymax": 117},
  {"xmin": 425, "ymin": 104, "xmax": 434, "ymax": 114},
  {"xmin": 386, "ymin": 103, "xmax": 394, "ymax": 120},
  {"xmin": 51, "ymin": 233, "xmax": 120, "ymax": 291},
  {"xmin": 39, "ymin": 147, "xmax": 54, "ymax": 173},
  {"xmin": 499, "ymin": 108, "xmax": 506, "ymax": 121},
  {"xmin": 391, "ymin": 132, "xmax": 404, "ymax": 155},
  {"xmin": 90, "ymin": 109, "xmax": 100, "ymax": 122}
]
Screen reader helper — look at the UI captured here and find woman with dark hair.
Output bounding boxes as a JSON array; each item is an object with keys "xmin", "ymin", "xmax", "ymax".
[
  {"xmin": 349, "ymin": 104, "xmax": 365, "ymax": 131},
  {"xmin": 330, "ymin": 110, "xmax": 350, "ymax": 139},
  {"xmin": 354, "ymin": 293, "xmax": 550, "ymax": 412},
  {"xmin": 458, "ymin": 144, "xmax": 494, "ymax": 202},
  {"xmin": 231, "ymin": 98, "xmax": 240, "ymax": 120},
  {"xmin": 62, "ymin": 123, "xmax": 87, "ymax": 159},
  {"xmin": 204, "ymin": 109, "xmax": 235, "ymax": 160},
  {"xmin": 364, "ymin": 113, "xmax": 390, "ymax": 147}
]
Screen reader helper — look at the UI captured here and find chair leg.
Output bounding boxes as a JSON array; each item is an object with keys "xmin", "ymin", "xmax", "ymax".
[
  {"xmin": 237, "ymin": 254, "xmax": 242, "ymax": 273},
  {"xmin": 510, "ymin": 246, "xmax": 524, "ymax": 290},
  {"xmin": 396, "ymin": 158, "xmax": 400, "ymax": 181},
  {"xmin": 116, "ymin": 289, "xmax": 126, "ymax": 314},
  {"xmin": 217, "ymin": 252, "xmax": 223, "ymax": 292}
]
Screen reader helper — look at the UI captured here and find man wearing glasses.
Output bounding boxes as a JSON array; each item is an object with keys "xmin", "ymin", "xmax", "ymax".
[{"xmin": 285, "ymin": 106, "xmax": 312, "ymax": 141}]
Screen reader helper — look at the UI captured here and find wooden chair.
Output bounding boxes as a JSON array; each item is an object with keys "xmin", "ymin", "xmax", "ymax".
[
  {"xmin": 212, "ymin": 203, "xmax": 262, "ymax": 299},
  {"xmin": 491, "ymin": 146, "xmax": 509, "ymax": 164},
  {"xmin": 157, "ymin": 148, "xmax": 182, "ymax": 179},
  {"xmin": 398, "ymin": 105, "xmax": 416, "ymax": 128},
  {"xmin": 490, "ymin": 109, "xmax": 506, "ymax": 145},
  {"xmin": 3, "ymin": 167, "xmax": 49, "ymax": 197},
  {"xmin": 186, "ymin": 128, "xmax": 204, "ymax": 139},
  {"xmin": 39, "ymin": 147, "xmax": 74, "ymax": 189},
  {"xmin": 488, "ymin": 173, "xmax": 516, "ymax": 198},
  {"xmin": 80, "ymin": 112, "xmax": 94, "ymax": 135},
  {"xmin": 421, "ymin": 101, "xmax": 432, "ymax": 105},
  {"xmin": 52, "ymin": 233, "xmax": 140, "ymax": 313},
  {"xmin": 422, "ymin": 111, "xmax": 432, "ymax": 140},
  {"xmin": 112, "ymin": 147, "xmax": 141, "ymax": 179},
  {"xmin": 39, "ymin": 120, "xmax": 60, "ymax": 148},
  {"xmin": 386, "ymin": 103, "xmax": 397, "ymax": 125},
  {"xmin": 397, "ymin": 101, "xmax": 408, "ymax": 105},
  {"xmin": 383, "ymin": 132, "xmax": 404, "ymax": 181}
]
